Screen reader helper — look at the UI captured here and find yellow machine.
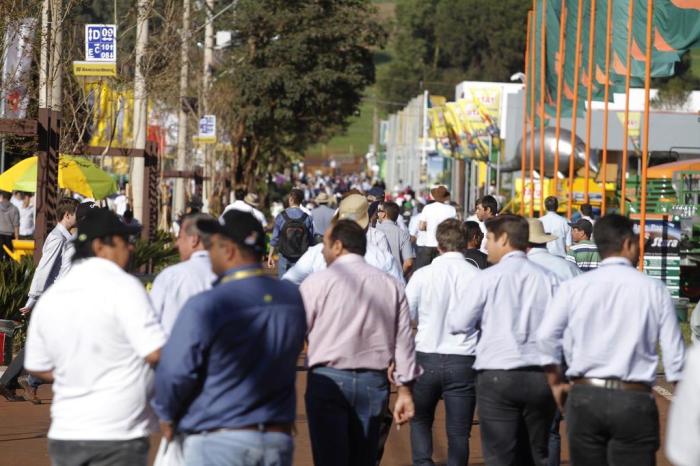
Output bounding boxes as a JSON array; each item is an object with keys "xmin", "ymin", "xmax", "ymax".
[
  {"xmin": 510, "ymin": 177, "xmax": 616, "ymax": 215},
  {"xmin": 3, "ymin": 240, "xmax": 35, "ymax": 262}
]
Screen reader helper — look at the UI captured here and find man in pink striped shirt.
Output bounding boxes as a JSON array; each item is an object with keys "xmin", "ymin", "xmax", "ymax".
[{"xmin": 300, "ymin": 219, "xmax": 421, "ymax": 466}]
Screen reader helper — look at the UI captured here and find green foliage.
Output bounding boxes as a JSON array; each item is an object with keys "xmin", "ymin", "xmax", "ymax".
[
  {"xmin": 213, "ymin": 0, "xmax": 387, "ymax": 185},
  {"xmin": 0, "ymin": 257, "xmax": 35, "ymax": 321},
  {"xmin": 378, "ymin": 0, "xmax": 530, "ymax": 108},
  {"xmin": 652, "ymin": 51, "xmax": 700, "ymax": 110},
  {"xmin": 131, "ymin": 230, "xmax": 179, "ymax": 274}
]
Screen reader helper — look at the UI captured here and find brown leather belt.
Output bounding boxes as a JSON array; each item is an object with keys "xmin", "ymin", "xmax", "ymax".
[
  {"xmin": 210, "ymin": 423, "xmax": 293, "ymax": 434},
  {"xmin": 572, "ymin": 378, "xmax": 651, "ymax": 393}
]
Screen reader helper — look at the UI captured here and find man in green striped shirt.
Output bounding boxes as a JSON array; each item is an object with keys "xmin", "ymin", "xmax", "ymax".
[{"xmin": 566, "ymin": 219, "xmax": 601, "ymax": 272}]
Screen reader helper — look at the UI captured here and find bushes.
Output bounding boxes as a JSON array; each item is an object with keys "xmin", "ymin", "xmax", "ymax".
[
  {"xmin": 0, "ymin": 257, "xmax": 35, "ymax": 321},
  {"xmin": 130, "ymin": 230, "xmax": 180, "ymax": 275}
]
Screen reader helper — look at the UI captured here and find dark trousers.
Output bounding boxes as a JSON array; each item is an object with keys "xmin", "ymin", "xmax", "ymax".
[
  {"xmin": 477, "ymin": 368, "xmax": 556, "ymax": 466},
  {"xmin": 414, "ymin": 247, "xmax": 438, "ymax": 271},
  {"xmin": 548, "ymin": 410, "xmax": 562, "ymax": 466},
  {"xmin": 0, "ymin": 347, "xmax": 42, "ymax": 390},
  {"xmin": 305, "ymin": 367, "xmax": 390, "ymax": 466},
  {"xmin": 411, "ymin": 352, "xmax": 477, "ymax": 466},
  {"xmin": 566, "ymin": 384, "xmax": 659, "ymax": 466},
  {"xmin": 48, "ymin": 437, "xmax": 149, "ymax": 466},
  {"xmin": 0, "ymin": 234, "xmax": 13, "ymax": 261}
]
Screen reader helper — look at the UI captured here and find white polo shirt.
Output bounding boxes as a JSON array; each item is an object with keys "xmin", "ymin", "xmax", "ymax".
[
  {"xmin": 418, "ymin": 202, "xmax": 457, "ymax": 248},
  {"xmin": 25, "ymin": 257, "xmax": 167, "ymax": 441}
]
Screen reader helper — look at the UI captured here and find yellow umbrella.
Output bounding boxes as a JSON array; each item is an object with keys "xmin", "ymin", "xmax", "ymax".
[{"xmin": 0, "ymin": 154, "xmax": 117, "ymax": 199}]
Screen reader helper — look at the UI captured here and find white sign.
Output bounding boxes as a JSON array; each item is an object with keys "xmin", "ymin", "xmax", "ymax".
[
  {"xmin": 85, "ymin": 24, "xmax": 117, "ymax": 62},
  {"xmin": 194, "ymin": 115, "xmax": 216, "ymax": 143}
]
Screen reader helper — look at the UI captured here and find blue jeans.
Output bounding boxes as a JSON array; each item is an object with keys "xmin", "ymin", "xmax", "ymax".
[
  {"xmin": 183, "ymin": 430, "xmax": 293, "ymax": 466},
  {"xmin": 277, "ymin": 256, "xmax": 295, "ymax": 278},
  {"xmin": 305, "ymin": 366, "xmax": 390, "ymax": 466},
  {"xmin": 411, "ymin": 352, "xmax": 477, "ymax": 466}
]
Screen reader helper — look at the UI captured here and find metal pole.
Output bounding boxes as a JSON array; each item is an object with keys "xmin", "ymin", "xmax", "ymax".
[
  {"xmin": 529, "ymin": 0, "xmax": 537, "ymax": 216},
  {"xmin": 583, "ymin": 0, "xmax": 596, "ymax": 204},
  {"xmin": 620, "ymin": 0, "xmax": 635, "ymax": 215},
  {"xmin": 202, "ymin": 0, "xmax": 214, "ymax": 208},
  {"xmin": 538, "ymin": 0, "xmax": 547, "ymax": 214},
  {"xmin": 600, "ymin": 0, "xmax": 613, "ymax": 214},
  {"xmin": 131, "ymin": 0, "xmax": 149, "ymax": 223},
  {"xmin": 174, "ymin": 0, "xmax": 191, "ymax": 216},
  {"xmin": 639, "ymin": 0, "xmax": 654, "ymax": 271},
  {"xmin": 521, "ymin": 11, "xmax": 532, "ymax": 215},
  {"xmin": 567, "ymin": 0, "xmax": 584, "ymax": 218},
  {"xmin": 553, "ymin": 2, "xmax": 567, "ymax": 195}
]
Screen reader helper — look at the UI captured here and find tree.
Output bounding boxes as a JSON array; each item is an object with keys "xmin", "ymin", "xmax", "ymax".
[
  {"xmin": 211, "ymin": 0, "xmax": 386, "ymax": 190},
  {"xmin": 652, "ymin": 51, "xmax": 700, "ymax": 111},
  {"xmin": 378, "ymin": 0, "xmax": 529, "ymax": 108}
]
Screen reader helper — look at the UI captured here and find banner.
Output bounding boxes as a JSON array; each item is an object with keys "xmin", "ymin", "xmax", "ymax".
[
  {"xmin": 85, "ymin": 81, "xmax": 135, "ymax": 149},
  {"xmin": 1, "ymin": 19, "xmax": 37, "ymax": 119},
  {"xmin": 615, "ymin": 110, "xmax": 642, "ymax": 151}
]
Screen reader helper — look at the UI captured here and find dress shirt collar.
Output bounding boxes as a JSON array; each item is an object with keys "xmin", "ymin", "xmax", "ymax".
[
  {"xmin": 330, "ymin": 253, "xmax": 365, "ymax": 268},
  {"xmin": 436, "ymin": 251, "xmax": 464, "ymax": 261},
  {"xmin": 599, "ymin": 256, "xmax": 632, "ymax": 267},
  {"xmin": 57, "ymin": 223, "xmax": 73, "ymax": 241},
  {"xmin": 500, "ymin": 250, "xmax": 526, "ymax": 262},
  {"xmin": 190, "ymin": 250, "xmax": 209, "ymax": 260}
]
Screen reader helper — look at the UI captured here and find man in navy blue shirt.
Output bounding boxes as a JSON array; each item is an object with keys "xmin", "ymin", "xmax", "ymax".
[{"xmin": 153, "ymin": 210, "xmax": 307, "ymax": 466}]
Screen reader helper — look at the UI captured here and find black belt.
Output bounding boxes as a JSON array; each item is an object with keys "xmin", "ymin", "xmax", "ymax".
[{"xmin": 572, "ymin": 378, "xmax": 651, "ymax": 393}]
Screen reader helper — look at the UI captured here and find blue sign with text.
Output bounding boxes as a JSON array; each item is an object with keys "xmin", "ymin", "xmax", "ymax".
[{"xmin": 85, "ymin": 24, "xmax": 117, "ymax": 62}]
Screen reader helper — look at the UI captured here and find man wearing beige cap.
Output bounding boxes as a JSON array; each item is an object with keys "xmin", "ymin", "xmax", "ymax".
[
  {"xmin": 311, "ymin": 192, "xmax": 335, "ymax": 243},
  {"xmin": 282, "ymin": 194, "xmax": 403, "ymax": 285},
  {"xmin": 415, "ymin": 185, "xmax": 456, "ymax": 270},
  {"xmin": 526, "ymin": 218, "xmax": 581, "ymax": 282}
]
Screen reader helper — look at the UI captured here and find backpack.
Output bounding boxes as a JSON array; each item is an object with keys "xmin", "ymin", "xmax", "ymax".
[{"xmin": 278, "ymin": 211, "xmax": 310, "ymax": 260}]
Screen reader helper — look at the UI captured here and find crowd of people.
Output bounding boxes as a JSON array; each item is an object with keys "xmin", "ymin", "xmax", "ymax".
[{"xmin": 1, "ymin": 176, "xmax": 699, "ymax": 466}]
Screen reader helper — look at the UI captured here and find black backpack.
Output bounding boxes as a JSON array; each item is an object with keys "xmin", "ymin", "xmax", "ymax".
[{"xmin": 278, "ymin": 211, "xmax": 310, "ymax": 260}]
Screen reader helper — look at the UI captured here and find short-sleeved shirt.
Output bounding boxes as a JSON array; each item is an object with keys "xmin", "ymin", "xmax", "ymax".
[
  {"xmin": 376, "ymin": 220, "xmax": 415, "ymax": 266},
  {"xmin": 418, "ymin": 202, "xmax": 457, "ymax": 247},
  {"xmin": 24, "ymin": 257, "xmax": 167, "ymax": 440}
]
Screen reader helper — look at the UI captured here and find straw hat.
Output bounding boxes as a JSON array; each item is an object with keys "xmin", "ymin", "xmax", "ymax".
[
  {"xmin": 332, "ymin": 193, "xmax": 369, "ymax": 229},
  {"xmin": 430, "ymin": 185, "xmax": 450, "ymax": 202},
  {"xmin": 244, "ymin": 193, "xmax": 260, "ymax": 207},
  {"xmin": 527, "ymin": 218, "xmax": 558, "ymax": 244},
  {"xmin": 315, "ymin": 192, "xmax": 331, "ymax": 204}
]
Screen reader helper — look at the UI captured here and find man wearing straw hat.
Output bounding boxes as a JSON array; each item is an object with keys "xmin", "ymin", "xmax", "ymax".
[
  {"xmin": 526, "ymin": 218, "xmax": 581, "ymax": 282},
  {"xmin": 414, "ymin": 185, "xmax": 456, "ymax": 270},
  {"xmin": 311, "ymin": 192, "xmax": 334, "ymax": 243}
]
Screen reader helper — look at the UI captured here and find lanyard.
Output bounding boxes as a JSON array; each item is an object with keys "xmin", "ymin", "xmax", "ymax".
[{"xmin": 220, "ymin": 268, "xmax": 267, "ymax": 284}]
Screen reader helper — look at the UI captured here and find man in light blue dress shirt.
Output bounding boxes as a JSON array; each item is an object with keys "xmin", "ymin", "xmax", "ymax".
[
  {"xmin": 538, "ymin": 214, "xmax": 685, "ymax": 466},
  {"xmin": 449, "ymin": 215, "xmax": 558, "ymax": 466},
  {"xmin": 150, "ymin": 213, "xmax": 218, "ymax": 335}
]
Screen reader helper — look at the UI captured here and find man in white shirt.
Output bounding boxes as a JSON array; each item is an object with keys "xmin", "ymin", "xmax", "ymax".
[
  {"xmin": 221, "ymin": 189, "xmax": 268, "ymax": 228},
  {"xmin": 113, "ymin": 189, "xmax": 128, "ymax": 216},
  {"xmin": 24, "ymin": 208, "xmax": 166, "ymax": 466},
  {"xmin": 474, "ymin": 195, "xmax": 498, "ymax": 253},
  {"xmin": 414, "ymin": 186, "xmax": 456, "ymax": 270},
  {"xmin": 538, "ymin": 214, "xmax": 685, "ymax": 466},
  {"xmin": 282, "ymin": 194, "xmax": 403, "ymax": 285},
  {"xmin": 539, "ymin": 196, "xmax": 571, "ymax": 257},
  {"xmin": 667, "ymin": 343, "xmax": 700, "ymax": 466},
  {"xmin": 449, "ymin": 215, "xmax": 558, "ymax": 465},
  {"xmin": 406, "ymin": 219, "xmax": 479, "ymax": 465},
  {"xmin": 526, "ymin": 218, "xmax": 581, "ymax": 282},
  {"xmin": 150, "ymin": 213, "xmax": 218, "ymax": 336},
  {"xmin": 18, "ymin": 193, "xmax": 35, "ymax": 238}
]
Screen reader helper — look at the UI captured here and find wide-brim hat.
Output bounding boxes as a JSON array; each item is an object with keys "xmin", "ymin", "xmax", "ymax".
[
  {"xmin": 430, "ymin": 185, "xmax": 450, "ymax": 202},
  {"xmin": 331, "ymin": 193, "xmax": 369, "ymax": 229},
  {"xmin": 244, "ymin": 193, "xmax": 260, "ymax": 207},
  {"xmin": 315, "ymin": 192, "xmax": 331, "ymax": 204},
  {"xmin": 527, "ymin": 218, "xmax": 558, "ymax": 244}
]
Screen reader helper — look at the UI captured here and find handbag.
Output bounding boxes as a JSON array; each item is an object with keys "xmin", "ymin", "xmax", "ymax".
[{"xmin": 153, "ymin": 435, "xmax": 185, "ymax": 466}]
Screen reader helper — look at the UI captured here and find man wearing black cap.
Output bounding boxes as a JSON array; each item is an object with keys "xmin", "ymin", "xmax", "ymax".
[
  {"xmin": 24, "ymin": 208, "xmax": 165, "ymax": 466},
  {"xmin": 153, "ymin": 210, "xmax": 307, "ymax": 466},
  {"xmin": 566, "ymin": 219, "xmax": 600, "ymax": 272}
]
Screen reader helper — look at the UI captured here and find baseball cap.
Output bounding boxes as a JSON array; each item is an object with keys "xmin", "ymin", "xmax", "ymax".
[
  {"xmin": 197, "ymin": 210, "xmax": 266, "ymax": 254},
  {"xmin": 76, "ymin": 208, "xmax": 141, "ymax": 244},
  {"xmin": 570, "ymin": 218, "xmax": 593, "ymax": 236},
  {"xmin": 332, "ymin": 193, "xmax": 370, "ymax": 229},
  {"xmin": 367, "ymin": 186, "xmax": 385, "ymax": 199},
  {"xmin": 76, "ymin": 201, "xmax": 97, "ymax": 222}
]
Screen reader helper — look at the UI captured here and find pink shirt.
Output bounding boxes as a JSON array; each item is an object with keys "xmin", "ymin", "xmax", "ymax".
[{"xmin": 300, "ymin": 254, "xmax": 421, "ymax": 385}]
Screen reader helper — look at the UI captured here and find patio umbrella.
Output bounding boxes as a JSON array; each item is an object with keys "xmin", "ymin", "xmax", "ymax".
[{"xmin": 0, "ymin": 154, "xmax": 117, "ymax": 200}]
